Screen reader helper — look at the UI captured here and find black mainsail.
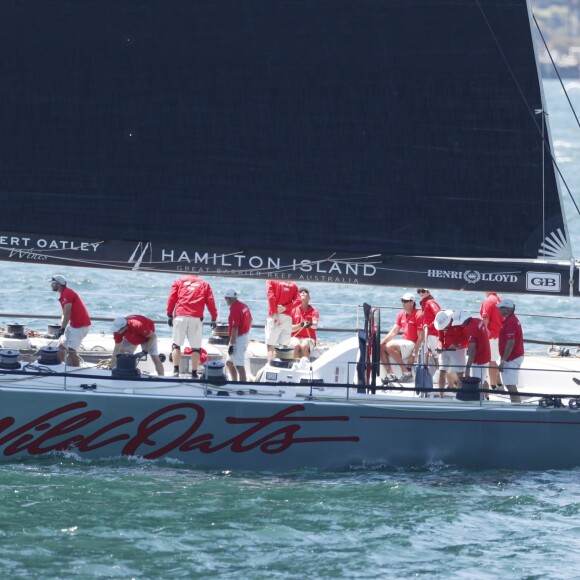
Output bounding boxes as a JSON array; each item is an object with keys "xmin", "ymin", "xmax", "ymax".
[{"xmin": 0, "ymin": 0, "xmax": 576, "ymax": 295}]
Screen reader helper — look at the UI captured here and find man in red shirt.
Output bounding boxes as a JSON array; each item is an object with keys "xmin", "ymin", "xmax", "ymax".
[
  {"xmin": 497, "ymin": 298, "xmax": 523, "ymax": 403},
  {"xmin": 224, "ymin": 288, "xmax": 252, "ymax": 382},
  {"xmin": 480, "ymin": 291, "xmax": 503, "ymax": 389},
  {"xmin": 434, "ymin": 310, "xmax": 467, "ymax": 397},
  {"xmin": 50, "ymin": 275, "xmax": 91, "ymax": 367},
  {"xmin": 417, "ymin": 288, "xmax": 440, "ymax": 358},
  {"xmin": 110, "ymin": 315, "xmax": 164, "ymax": 376},
  {"xmin": 167, "ymin": 274, "xmax": 218, "ymax": 378},
  {"xmin": 290, "ymin": 287, "xmax": 320, "ymax": 360},
  {"xmin": 265, "ymin": 280, "xmax": 300, "ymax": 360},
  {"xmin": 380, "ymin": 292, "xmax": 424, "ymax": 383},
  {"xmin": 451, "ymin": 311, "xmax": 490, "ymax": 384}
]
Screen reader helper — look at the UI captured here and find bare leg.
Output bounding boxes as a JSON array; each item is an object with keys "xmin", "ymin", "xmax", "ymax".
[
  {"xmin": 438, "ymin": 370, "xmax": 447, "ymax": 398},
  {"xmin": 191, "ymin": 351, "xmax": 200, "ymax": 372},
  {"xmin": 152, "ymin": 355, "xmax": 165, "ymax": 376},
  {"xmin": 380, "ymin": 339, "xmax": 394, "ymax": 375},
  {"xmin": 385, "ymin": 344, "xmax": 406, "ymax": 371},
  {"xmin": 506, "ymin": 384, "xmax": 521, "ymax": 403},
  {"xmin": 226, "ymin": 360, "xmax": 238, "ymax": 381},
  {"xmin": 267, "ymin": 345, "xmax": 275, "ymax": 361},
  {"xmin": 489, "ymin": 362, "xmax": 500, "ymax": 386},
  {"xmin": 64, "ymin": 348, "xmax": 81, "ymax": 367},
  {"xmin": 172, "ymin": 347, "xmax": 181, "ymax": 368},
  {"xmin": 237, "ymin": 366, "xmax": 247, "ymax": 382}
]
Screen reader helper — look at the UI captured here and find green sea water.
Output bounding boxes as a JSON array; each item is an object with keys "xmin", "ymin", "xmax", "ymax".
[{"xmin": 2, "ymin": 460, "xmax": 580, "ymax": 578}]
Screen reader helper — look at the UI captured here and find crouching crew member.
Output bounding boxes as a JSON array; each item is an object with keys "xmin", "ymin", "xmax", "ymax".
[
  {"xmin": 224, "ymin": 289, "xmax": 252, "ymax": 382},
  {"xmin": 110, "ymin": 315, "xmax": 164, "ymax": 376},
  {"xmin": 434, "ymin": 310, "xmax": 467, "ymax": 397},
  {"xmin": 452, "ymin": 311, "xmax": 490, "ymax": 387}
]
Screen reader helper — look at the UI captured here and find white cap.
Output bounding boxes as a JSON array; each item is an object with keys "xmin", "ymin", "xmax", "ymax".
[
  {"xmin": 497, "ymin": 298, "xmax": 515, "ymax": 309},
  {"xmin": 434, "ymin": 309, "xmax": 453, "ymax": 331},
  {"xmin": 401, "ymin": 292, "xmax": 415, "ymax": 301},
  {"xmin": 224, "ymin": 288, "xmax": 238, "ymax": 299},
  {"xmin": 110, "ymin": 317, "xmax": 128, "ymax": 333},
  {"xmin": 51, "ymin": 275, "xmax": 67, "ymax": 286},
  {"xmin": 451, "ymin": 310, "xmax": 472, "ymax": 326}
]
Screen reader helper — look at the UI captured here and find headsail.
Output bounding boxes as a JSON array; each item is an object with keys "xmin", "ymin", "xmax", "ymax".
[{"xmin": 0, "ymin": 0, "xmax": 576, "ymax": 295}]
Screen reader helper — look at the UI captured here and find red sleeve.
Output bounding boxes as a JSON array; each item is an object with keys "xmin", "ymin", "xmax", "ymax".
[
  {"xmin": 205, "ymin": 283, "xmax": 218, "ymax": 320},
  {"xmin": 266, "ymin": 281, "xmax": 278, "ymax": 316},
  {"xmin": 167, "ymin": 280, "xmax": 179, "ymax": 316}
]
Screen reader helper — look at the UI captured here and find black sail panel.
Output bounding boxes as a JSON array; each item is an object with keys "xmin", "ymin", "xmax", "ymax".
[{"xmin": 0, "ymin": 1, "xmax": 575, "ymax": 294}]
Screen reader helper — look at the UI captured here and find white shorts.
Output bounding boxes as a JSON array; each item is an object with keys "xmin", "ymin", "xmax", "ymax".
[
  {"xmin": 440, "ymin": 348, "xmax": 466, "ymax": 373},
  {"xmin": 469, "ymin": 363, "xmax": 487, "ymax": 382},
  {"xmin": 265, "ymin": 313, "xmax": 292, "ymax": 346},
  {"xmin": 226, "ymin": 334, "xmax": 250, "ymax": 367},
  {"xmin": 386, "ymin": 338, "xmax": 415, "ymax": 361},
  {"xmin": 489, "ymin": 338, "xmax": 500, "ymax": 361},
  {"xmin": 172, "ymin": 316, "xmax": 203, "ymax": 349},
  {"xmin": 501, "ymin": 356, "xmax": 523, "ymax": 386},
  {"xmin": 118, "ymin": 335, "xmax": 159, "ymax": 356},
  {"xmin": 425, "ymin": 334, "xmax": 439, "ymax": 358},
  {"xmin": 60, "ymin": 325, "xmax": 90, "ymax": 351},
  {"xmin": 289, "ymin": 336, "xmax": 316, "ymax": 351}
]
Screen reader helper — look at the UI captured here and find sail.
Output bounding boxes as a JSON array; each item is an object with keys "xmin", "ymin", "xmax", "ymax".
[{"xmin": 0, "ymin": 0, "xmax": 577, "ymax": 295}]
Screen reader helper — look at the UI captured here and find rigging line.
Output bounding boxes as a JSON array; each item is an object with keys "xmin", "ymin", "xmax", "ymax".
[
  {"xmin": 533, "ymin": 13, "xmax": 580, "ymax": 129},
  {"xmin": 475, "ymin": 0, "xmax": 580, "ymax": 223}
]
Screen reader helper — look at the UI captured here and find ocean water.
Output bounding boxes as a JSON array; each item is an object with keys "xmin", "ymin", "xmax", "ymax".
[{"xmin": 1, "ymin": 78, "xmax": 580, "ymax": 577}]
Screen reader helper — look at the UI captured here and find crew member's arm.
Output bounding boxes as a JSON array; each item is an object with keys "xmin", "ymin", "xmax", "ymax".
[
  {"xmin": 464, "ymin": 342, "xmax": 476, "ymax": 377},
  {"xmin": 498, "ymin": 339, "xmax": 515, "ymax": 372},
  {"xmin": 110, "ymin": 342, "xmax": 121, "ymax": 369},
  {"xmin": 60, "ymin": 303, "xmax": 72, "ymax": 329},
  {"xmin": 382, "ymin": 324, "xmax": 400, "ymax": 344},
  {"xmin": 408, "ymin": 329, "xmax": 424, "ymax": 365}
]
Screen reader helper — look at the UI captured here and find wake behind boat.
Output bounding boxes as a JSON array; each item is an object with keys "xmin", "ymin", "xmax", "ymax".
[{"xmin": 1, "ymin": 0, "xmax": 580, "ymax": 469}]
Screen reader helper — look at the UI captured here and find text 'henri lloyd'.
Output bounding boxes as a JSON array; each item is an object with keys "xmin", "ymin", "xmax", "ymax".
[{"xmin": 427, "ymin": 269, "xmax": 518, "ymax": 284}]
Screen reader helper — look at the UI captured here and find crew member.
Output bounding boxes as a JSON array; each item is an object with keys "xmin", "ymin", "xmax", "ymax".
[
  {"xmin": 110, "ymin": 315, "xmax": 164, "ymax": 376},
  {"xmin": 290, "ymin": 287, "xmax": 320, "ymax": 360},
  {"xmin": 50, "ymin": 274, "xmax": 91, "ymax": 367},
  {"xmin": 380, "ymin": 292, "xmax": 424, "ymax": 383},
  {"xmin": 224, "ymin": 288, "xmax": 252, "ymax": 382},
  {"xmin": 497, "ymin": 298, "xmax": 523, "ymax": 403},
  {"xmin": 480, "ymin": 291, "xmax": 503, "ymax": 390},
  {"xmin": 265, "ymin": 280, "xmax": 300, "ymax": 361},
  {"xmin": 167, "ymin": 274, "xmax": 217, "ymax": 378},
  {"xmin": 452, "ymin": 311, "xmax": 490, "ymax": 386}
]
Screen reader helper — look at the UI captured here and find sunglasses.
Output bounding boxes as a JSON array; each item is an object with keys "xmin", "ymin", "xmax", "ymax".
[
  {"xmin": 417, "ymin": 289, "xmax": 428, "ymax": 294},
  {"xmin": 402, "ymin": 299, "xmax": 414, "ymax": 303}
]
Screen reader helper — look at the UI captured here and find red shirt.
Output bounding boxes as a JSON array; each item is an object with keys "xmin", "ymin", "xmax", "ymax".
[
  {"xmin": 499, "ymin": 313, "xmax": 524, "ymax": 361},
  {"xmin": 228, "ymin": 300, "xmax": 252, "ymax": 336},
  {"xmin": 113, "ymin": 315, "xmax": 155, "ymax": 346},
  {"xmin": 266, "ymin": 281, "xmax": 300, "ymax": 316},
  {"xmin": 59, "ymin": 287, "xmax": 91, "ymax": 328},
  {"xmin": 167, "ymin": 275, "xmax": 218, "ymax": 320},
  {"xmin": 480, "ymin": 293, "xmax": 503, "ymax": 340},
  {"xmin": 292, "ymin": 304, "xmax": 320, "ymax": 340},
  {"xmin": 395, "ymin": 308, "xmax": 424, "ymax": 343},
  {"xmin": 438, "ymin": 325, "xmax": 467, "ymax": 349},
  {"xmin": 464, "ymin": 318, "xmax": 491, "ymax": 365},
  {"xmin": 420, "ymin": 296, "xmax": 441, "ymax": 338}
]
